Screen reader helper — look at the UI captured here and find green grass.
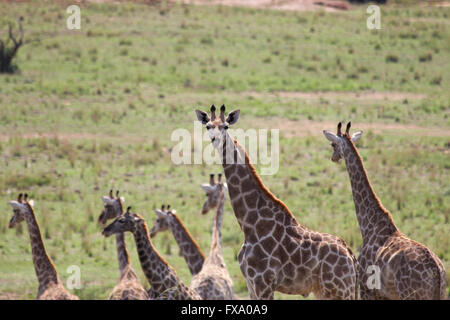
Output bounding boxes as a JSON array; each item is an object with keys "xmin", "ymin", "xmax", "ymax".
[{"xmin": 0, "ymin": 1, "xmax": 449, "ymax": 299}]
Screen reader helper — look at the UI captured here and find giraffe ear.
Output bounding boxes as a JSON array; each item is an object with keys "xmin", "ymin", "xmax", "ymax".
[
  {"xmin": 119, "ymin": 197, "xmax": 125, "ymax": 204},
  {"xmin": 222, "ymin": 182, "xmax": 228, "ymax": 191},
  {"xmin": 9, "ymin": 201, "xmax": 21, "ymax": 210},
  {"xmin": 201, "ymin": 184, "xmax": 216, "ymax": 193},
  {"xmin": 323, "ymin": 130, "xmax": 340, "ymax": 144},
  {"xmin": 28, "ymin": 200, "xmax": 34, "ymax": 207},
  {"xmin": 154, "ymin": 209, "xmax": 167, "ymax": 218},
  {"xmin": 351, "ymin": 130, "xmax": 363, "ymax": 143},
  {"xmin": 195, "ymin": 110, "xmax": 210, "ymax": 124},
  {"xmin": 9, "ymin": 201, "xmax": 26, "ymax": 211},
  {"xmin": 226, "ymin": 109, "xmax": 240, "ymax": 125},
  {"xmin": 101, "ymin": 196, "xmax": 114, "ymax": 205}
]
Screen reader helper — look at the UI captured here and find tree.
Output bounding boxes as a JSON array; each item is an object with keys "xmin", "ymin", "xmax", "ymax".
[{"xmin": 0, "ymin": 17, "xmax": 24, "ymax": 74}]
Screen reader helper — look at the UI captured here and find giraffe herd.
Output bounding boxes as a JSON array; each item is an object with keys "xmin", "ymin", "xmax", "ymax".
[{"xmin": 6, "ymin": 105, "xmax": 447, "ymax": 300}]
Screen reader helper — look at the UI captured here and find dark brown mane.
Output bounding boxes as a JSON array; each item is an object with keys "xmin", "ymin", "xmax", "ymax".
[
  {"xmin": 172, "ymin": 213, "xmax": 206, "ymax": 259},
  {"xmin": 210, "ymin": 187, "xmax": 225, "ymax": 251},
  {"xmin": 24, "ymin": 201, "xmax": 59, "ymax": 275},
  {"xmin": 135, "ymin": 214, "xmax": 173, "ymax": 267},
  {"xmin": 343, "ymin": 133, "xmax": 397, "ymax": 227},
  {"xmin": 117, "ymin": 197, "xmax": 124, "ymax": 215},
  {"xmin": 234, "ymin": 139, "xmax": 297, "ymax": 221}
]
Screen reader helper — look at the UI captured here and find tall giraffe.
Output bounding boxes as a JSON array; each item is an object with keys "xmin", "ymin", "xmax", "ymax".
[
  {"xmin": 190, "ymin": 173, "xmax": 236, "ymax": 299},
  {"xmin": 150, "ymin": 204, "xmax": 205, "ymax": 276},
  {"xmin": 323, "ymin": 122, "xmax": 447, "ymax": 299},
  {"xmin": 99, "ymin": 190, "xmax": 149, "ymax": 300},
  {"xmin": 102, "ymin": 206, "xmax": 201, "ymax": 300},
  {"xmin": 8, "ymin": 193, "xmax": 79, "ymax": 300},
  {"xmin": 195, "ymin": 105, "xmax": 359, "ymax": 300}
]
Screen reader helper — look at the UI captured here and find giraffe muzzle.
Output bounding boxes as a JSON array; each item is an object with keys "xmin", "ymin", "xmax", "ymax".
[{"xmin": 101, "ymin": 228, "xmax": 113, "ymax": 237}]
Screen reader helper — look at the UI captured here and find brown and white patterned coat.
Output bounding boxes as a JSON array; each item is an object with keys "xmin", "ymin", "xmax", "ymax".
[
  {"xmin": 323, "ymin": 122, "xmax": 447, "ymax": 300},
  {"xmin": 99, "ymin": 190, "xmax": 149, "ymax": 300},
  {"xmin": 189, "ymin": 173, "xmax": 236, "ymax": 299},
  {"xmin": 102, "ymin": 207, "xmax": 201, "ymax": 300},
  {"xmin": 195, "ymin": 106, "xmax": 359, "ymax": 300},
  {"xmin": 8, "ymin": 193, "xmax": 79, "ymax": 300}
]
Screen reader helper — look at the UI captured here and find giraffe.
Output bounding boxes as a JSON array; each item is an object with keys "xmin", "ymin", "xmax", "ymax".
[
  {"xmin": 323, "ymin": 121, "xmax": 447, "ymax": 300},
  {"xmin": 200, "ymin": 173, "xmax": 223, "ymax": 215},
  {"xmin": 195, "ymin": 105, "xmax": 359, "ymax": 300},
  {"xmin": 189, "ymin": 173, "xmax": 236, "ymax": 300},
  {"xmin": 99, "ymin": 190, "xmax": 149, "ymax": 300},
  {"xmin": 102, "ymin": 206, "xmax": 201, "ymax": 300},
  {"xmin": 150, "ymin": 204, "xmax": 205, "ymax": 276},
  {"xmin": 8, "ymin": 193, "xmax": 79, "ymax": 300}
]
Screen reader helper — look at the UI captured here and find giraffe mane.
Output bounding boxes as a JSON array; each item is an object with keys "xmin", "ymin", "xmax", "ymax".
[
  {"xmin": 210, "ymin": 187, "xmax": 225, "ymax": 251},
  {"xmin": 23, "ymin": 201, "xmax": 59, "ymax": 275},
  {"xmin": 343, "ymin": 132, "xmax": 397, "ymax": 227},
  {"xmin": 171, "ymin": 213, "xmax": 206, "ymax": 260},
  {"xmin": 234, "ymin": 139, "xmax": 297, "ymax": 220},
  {"xmin": 134, "ymin": 214, "xmax": 173, "ymax": 267},
  {"xmin": 116, "ymin": 197, "xmax": 124, "ymax": 214}
]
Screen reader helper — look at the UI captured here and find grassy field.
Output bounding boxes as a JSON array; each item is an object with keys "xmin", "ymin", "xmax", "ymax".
[{"xmin": 0, "ymin": 1, "xmax": 448, "ymax": 299}]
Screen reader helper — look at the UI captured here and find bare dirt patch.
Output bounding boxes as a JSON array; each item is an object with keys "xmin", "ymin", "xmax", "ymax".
[
  {"xmin": 250, "ymin": 118, "xmax": 450, "ymax": 138},
  {"xmin": 178, "ymin": 0, "xmax": 350, "ymax": 12},
  {"xmin": 1, "ymin": 119, "xmax": 448, "ymax": 146},
  {"xmin": 421, "ymin": 1, "xmax": 450, "ymax": 8},
  {"xmin": 242, "ymin": 90, "xmax": 427, "ymax": 102},
  {"xmin": 0, "ymin": 132, "xmax": 108, "ymax": 142},
  {"xmin": 0, "ymin": 292, "xmax": 21, "ymax": 300}
]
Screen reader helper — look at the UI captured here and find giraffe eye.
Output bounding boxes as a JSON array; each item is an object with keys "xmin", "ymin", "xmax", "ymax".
[
  {"xmin": 223, "ymin": 125, "xmax": 229, "ymax": 130},
  {"xmin": 206, "ymin": 125, "xmax": 212, "ymax": 130}
]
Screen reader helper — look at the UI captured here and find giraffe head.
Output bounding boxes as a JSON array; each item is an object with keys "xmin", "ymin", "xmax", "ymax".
[
  {"xmin": 149, "ymin": 204, "xmax": 174, "ymax": 238},
  {"xmin": 8, "ymin": 193, "xmax": 34, "ymax": 228},
  {"xmin": 102, "ymin": 206, "xmax": 143, "ymax": 237},
  {"xmin": 323, "ymin": 122, "xmax": 363, "ymax": 162},
  {"xmin": 200, "ymin": 173, "xmax": 227, "ymax": 215},
  {"xmin": 195, "ymin": 104, "xmax": 240, "ymax": 149},
  {"xmin": 98, "ymin": 189, "xmax": 125, "ymax": 225}
]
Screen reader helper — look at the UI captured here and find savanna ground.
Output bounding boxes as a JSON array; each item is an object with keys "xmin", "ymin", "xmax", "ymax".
[{"xmin": 0, "ymin": 0, "xmax": 448, "ymax": 299}]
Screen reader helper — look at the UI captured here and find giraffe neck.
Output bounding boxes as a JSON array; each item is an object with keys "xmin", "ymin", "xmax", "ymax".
[
  {"xmin": 115, "ymin": 232, "xmax": 131, "ymax": 275},
  {"xmin": 23, "ymin": 204, "xmax": 59, "ymax": 289},
  {"xmin": 114, "ymin": 203, "xmax": 131, "ymax": 275},
  {"xmin": 168, "ymin": 214, "xmax": 205, "ymax": 275},
  {"xmin": 132, "ymin": 221, "xmax": 187, "ymax": 296},
  {"xmin": 220, "ymin": 133, "xmax": 298, "ymax": 239},
  {"xmin": 342, "ymin": 134, "xmax": 398, "ymax": 244},
  {"xmin": 209, "ymin": 187, "xmax": 225, "ymax": 255}
]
